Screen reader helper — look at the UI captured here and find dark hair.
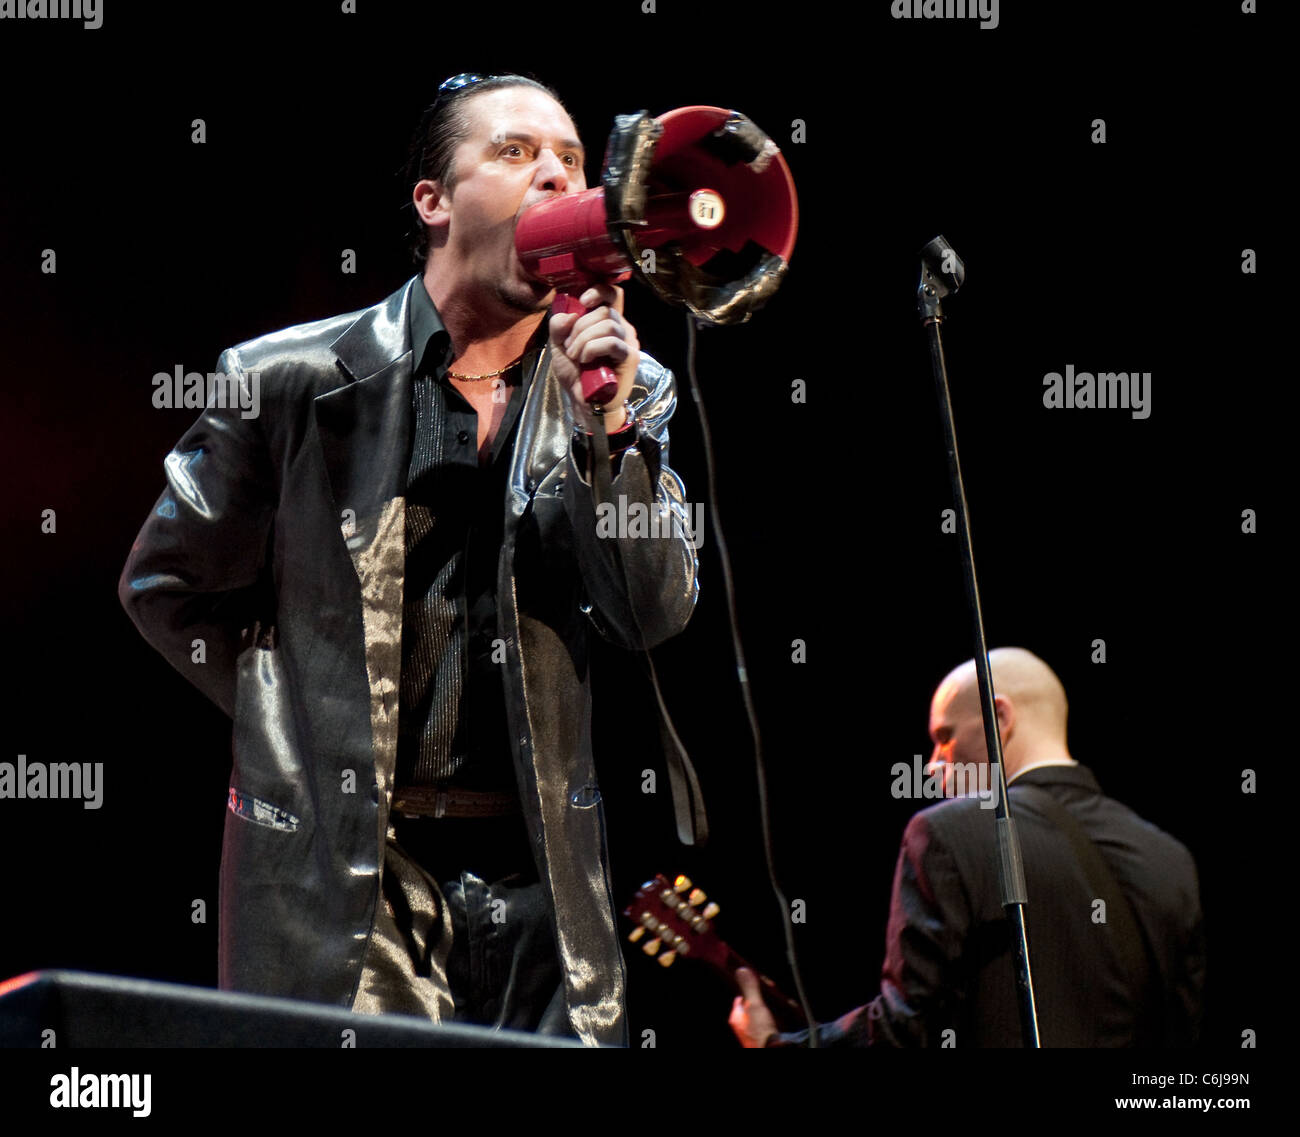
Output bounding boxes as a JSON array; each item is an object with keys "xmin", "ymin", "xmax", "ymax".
[{"xmin": 403, "ymin": 73, "xmax": 567, "ymax": 266}]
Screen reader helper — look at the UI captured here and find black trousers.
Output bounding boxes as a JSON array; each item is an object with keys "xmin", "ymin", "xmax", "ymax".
[{"xmin": 350, "ymin": 812, "xmax": 570, "ymax": 1036}]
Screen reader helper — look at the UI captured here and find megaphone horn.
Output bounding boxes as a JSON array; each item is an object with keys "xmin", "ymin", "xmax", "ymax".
[{"xmin": 516, "ymin": 105, "xmax": 799, "ymax": 405}]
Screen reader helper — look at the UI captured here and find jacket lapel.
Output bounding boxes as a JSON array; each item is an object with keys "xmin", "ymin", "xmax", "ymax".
[
  {"xmin": 315, "ymin": 279, "xmax": 416, "ymax": 525},
  {"xmin": 312, "ymin": 278, "xmax": 416, "ymax": 863}
]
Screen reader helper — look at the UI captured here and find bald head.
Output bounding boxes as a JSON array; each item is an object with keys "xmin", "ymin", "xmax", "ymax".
[
  {"xmin": 927, "ymin": 648, "xmax": 1073, "ymax": 787},
  {"xmin": 937, "ymin": 648, "xmax": 1069, "ymax": 742}
]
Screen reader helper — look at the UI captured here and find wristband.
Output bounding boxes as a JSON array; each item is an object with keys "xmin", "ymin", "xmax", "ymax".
[
  {"xmin": 572, "ymin": 400, "xmax": 640, "ymax": 475},
  {"xmin": 576, "ymin": 400, "xmax": 638, "ymax": 451}
]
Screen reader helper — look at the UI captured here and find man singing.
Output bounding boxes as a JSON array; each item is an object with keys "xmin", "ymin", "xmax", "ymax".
[{"xmin": 119, "ymin": 73, "xmax": 699, "ymax": 1046}]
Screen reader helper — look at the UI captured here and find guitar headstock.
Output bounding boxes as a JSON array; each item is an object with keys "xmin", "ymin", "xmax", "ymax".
[
  {"xmin": 623, "ymin": 872, "xmax": 808, "ymax": 1029},
  {"xmin": 623, "ymin": 873, "xmax": 725, "ymax": 970}
]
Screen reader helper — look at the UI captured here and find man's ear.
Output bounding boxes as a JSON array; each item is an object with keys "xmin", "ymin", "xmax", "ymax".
[
  {"xmin": 413, "ymin": 178, "xmax": 451, "ymax": 229},
  {"xmin": 995, "ymin": 694, "xmax": 1016, "ymax": 742}
]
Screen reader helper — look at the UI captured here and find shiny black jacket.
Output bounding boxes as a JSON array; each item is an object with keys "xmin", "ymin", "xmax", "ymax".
[{"xmin": 118, "ymin": 277, "xmax": 699, "ymax": 1046}]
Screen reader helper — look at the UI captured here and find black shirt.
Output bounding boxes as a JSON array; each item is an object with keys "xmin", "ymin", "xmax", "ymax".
[{"xmin": 395, "ymin": 280, "xmax": 533, "ymax": 792}]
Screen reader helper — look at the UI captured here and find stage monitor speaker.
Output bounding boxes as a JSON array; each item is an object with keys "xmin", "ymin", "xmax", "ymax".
[{"xmin": 0, "ymin": 971, "xmax": 584, "ymax": 1048}]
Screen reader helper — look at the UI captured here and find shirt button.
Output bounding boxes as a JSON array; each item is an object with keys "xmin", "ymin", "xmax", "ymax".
[{"xmin": 457, "ymin": 430, "xmax": 470, "ymax": 444}]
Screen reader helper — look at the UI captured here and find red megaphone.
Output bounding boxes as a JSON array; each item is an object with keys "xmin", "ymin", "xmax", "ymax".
[{"xmin": 515, "ymin": 105, "xmax": 798, "ymax": 406}]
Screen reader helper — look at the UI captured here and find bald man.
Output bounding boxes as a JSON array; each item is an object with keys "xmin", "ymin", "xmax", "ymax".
[{"xmin": 730, "ymin": 649, "xmax": 1205, "ymax": 1047}]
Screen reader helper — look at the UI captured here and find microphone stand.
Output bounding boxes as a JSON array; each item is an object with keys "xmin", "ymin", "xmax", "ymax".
[{"xmin": 916, "ymin": 236, "xmax": 1041, "ymax": 1048}]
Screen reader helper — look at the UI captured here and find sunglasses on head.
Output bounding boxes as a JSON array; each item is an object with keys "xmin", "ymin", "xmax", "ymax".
[{"xmin": 433, "ymin": 72, "xmax": 497, "ymax": 105}]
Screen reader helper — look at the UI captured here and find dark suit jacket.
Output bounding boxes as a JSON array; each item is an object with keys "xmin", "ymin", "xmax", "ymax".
[
  {"xmin": 801, "ymin": 764, "xmax": 1205, "ymax": 1047},
  {"xmin": 118, "ymin": 277, "xmax": 699, "ymax": 1046}
]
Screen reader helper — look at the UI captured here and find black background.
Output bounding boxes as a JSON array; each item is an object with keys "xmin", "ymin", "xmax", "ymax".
[{"xmin": 0, "ymin": 0, "xmax": 1277, "ymax": 1101}]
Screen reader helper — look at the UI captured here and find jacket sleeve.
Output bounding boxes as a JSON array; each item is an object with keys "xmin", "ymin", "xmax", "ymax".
[
  {"xmin": 1164, "ymin": 846, "xmax": 1207, "ymax": 1046},
  {"xmin": 117, "ymin": 347, "xmax": 277, "ymax": 718},
  {"xmin": 561, "ymin": 354, "xmax": 699, "ymax": 650},
  {"xmin": 773, "ymin": 813, "xmax": 972, "ymax": 1047}
]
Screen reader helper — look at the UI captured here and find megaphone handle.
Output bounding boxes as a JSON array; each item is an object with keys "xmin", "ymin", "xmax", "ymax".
[{"xmin": 552, "ymin": 291, "xmax": 620, "ymax": 407}]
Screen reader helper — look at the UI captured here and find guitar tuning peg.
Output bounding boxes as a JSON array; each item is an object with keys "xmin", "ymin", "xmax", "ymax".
[
  {"xmin": 674, "ymin": 875, "xmax": 692, "ymax": 893},
  {"xmin": 627, "ymin": 926, "xmax": 646, "ymax": 943},
  {"xmin": 657, "ymin": 950, "xmax": 677, "ymax": 967},
  {"xmin": 688, "ymin": 888, "xmax": 707, "ymax": 907},
  {"xmin": 702, "ymin": 901, "xmax": 720, "ymax": 920},
  {"xmin": 642, "ymin": 938, "xmax": 662, "ymax": 956}
]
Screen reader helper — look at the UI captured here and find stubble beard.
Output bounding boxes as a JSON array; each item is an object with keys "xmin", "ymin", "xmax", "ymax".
[{"xmin": 495, "ymin": 273, "xmax": 554, "ymax": 315}]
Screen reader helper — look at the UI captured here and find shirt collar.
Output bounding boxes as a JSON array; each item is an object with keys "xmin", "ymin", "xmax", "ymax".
[
  {"xmin": 408, "ymin": 276, "xmax": 553, "ymax": 381},
  {"xmin": 408, "ymin": 276, "xmax": 453, "ymax": 380},
  {"xmin": 1008, "ymin": 757, "xmax": 1079, "ymax": 784}
]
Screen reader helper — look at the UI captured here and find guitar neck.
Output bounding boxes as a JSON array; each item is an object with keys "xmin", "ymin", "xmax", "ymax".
[{"xmin": 716, "ymin": 947, "xmax": 807, "ymax": 1030}]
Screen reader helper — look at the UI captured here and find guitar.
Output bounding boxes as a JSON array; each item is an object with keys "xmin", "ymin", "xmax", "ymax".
[{"xmin": 623, "ymin": 873, "xmax": 807, "ymax": 1030}]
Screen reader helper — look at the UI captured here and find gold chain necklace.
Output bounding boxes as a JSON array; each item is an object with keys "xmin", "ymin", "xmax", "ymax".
[{"xmin": 446, "ymin": 355, "xmax": 524, "ymax": 381}]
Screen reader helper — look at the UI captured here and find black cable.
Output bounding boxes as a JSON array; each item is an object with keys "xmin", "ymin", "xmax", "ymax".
[{"xmin": 682, "ymin": 314, "xmax": 819, "ymax": 1046}]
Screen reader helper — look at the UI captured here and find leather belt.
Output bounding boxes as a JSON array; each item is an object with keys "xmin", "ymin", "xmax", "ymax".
[{"xmin": 391, "ymin": 786, "xmax": 522, "ymax": 819}]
